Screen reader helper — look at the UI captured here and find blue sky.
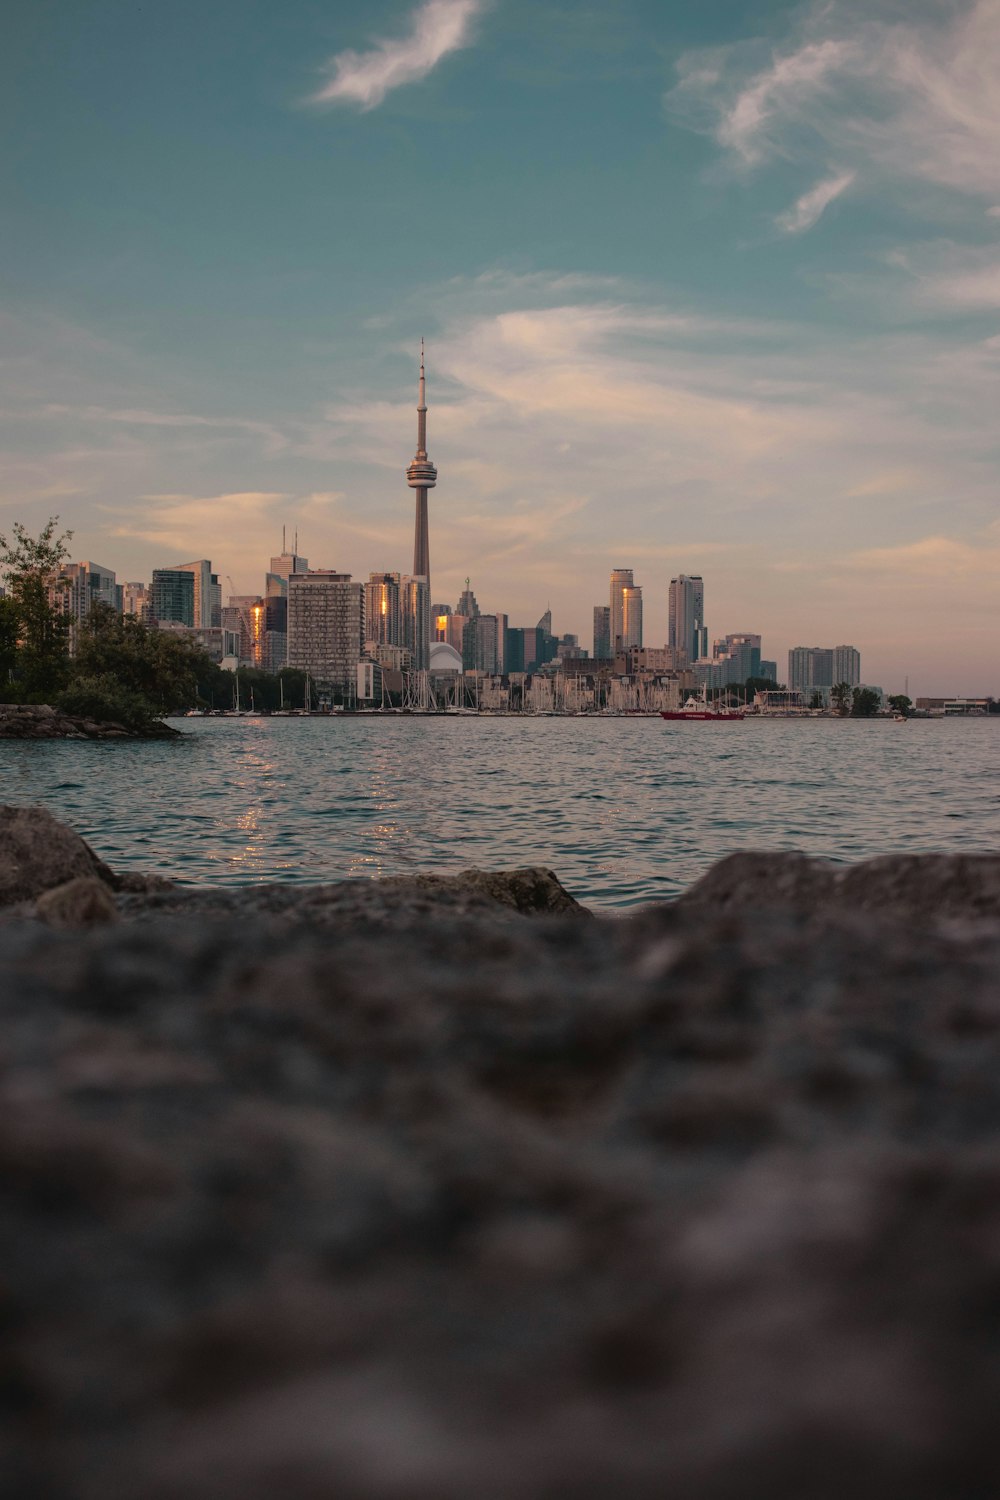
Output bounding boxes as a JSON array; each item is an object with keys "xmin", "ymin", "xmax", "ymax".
[{"xmin": 3, "ymin": 0, "xmax": 999, "ymax": 692}]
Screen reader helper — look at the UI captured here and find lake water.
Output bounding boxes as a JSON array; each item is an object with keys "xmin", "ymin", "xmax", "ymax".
[{"xmin": 2, "ymin": 716, "xmax": 997, "ymax": 909}]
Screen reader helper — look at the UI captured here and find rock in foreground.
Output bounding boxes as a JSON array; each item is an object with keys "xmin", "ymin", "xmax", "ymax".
[{"xmin": 1, "ymin": 813, "xmax": 1000, "ymax": 1497}]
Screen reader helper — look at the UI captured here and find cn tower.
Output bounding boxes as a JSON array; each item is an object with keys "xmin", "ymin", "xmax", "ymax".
[{"xmin": 406, "ymin": 339, "xmax": 437, "ymax": 584}]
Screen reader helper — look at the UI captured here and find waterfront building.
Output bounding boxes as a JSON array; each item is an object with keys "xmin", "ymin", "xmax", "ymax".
[
  {"xmin": 287, "ymin": 571, "xmax": 365, "ymax": 690},
  {"xmin": 401, "ymin": 574, "xmax": 430, "ymax": 672},
  {"xmin": 668, "ymin": 574, "xmax": 706, "ymax": 664},
  {"xmin": 406, "ymin": 343, "xmax": 436, "ymax": 662},
  {"xmin": 610, "ymin": 569, "xmax": 642, "ymax": 653},
  {"xmin": 166, "ymin": 560, "xmax": 215, "ymax": 629},
  {"xmin": 150, "ymin": 568, "xmax": 194, "ymax": 627},
  {"xmin": 833, "ymin": 645, "xmax": 861, "ymax": 687},
  {"xmin": 593, "ymin": 605, "xmax": 611, "ymax": 661},
  {"xmin": 787, "ymin": 646, "xmax": 859, "ymax": 692},
  {"xmin": 366, "ymin": 572, "xmax": 402, "ymax": 649}
]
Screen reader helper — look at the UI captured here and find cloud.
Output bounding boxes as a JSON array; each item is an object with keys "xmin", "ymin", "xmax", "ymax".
[
  {"xmin": 308, "ymin": 0, "xmax": 483, "ymax": 110},
  {"xmin": 776, "ymin": 170, "xmax": 855, "ymax": 233},
  {"xmin": 667, "ymin": 1, "xmax": 1000, "ymax": 201}
]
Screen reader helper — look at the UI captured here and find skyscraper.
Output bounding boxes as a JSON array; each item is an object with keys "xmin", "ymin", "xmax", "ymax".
[
  {"xmin": 610, "ymin": 569, "xmax": 641, "ymax": 653},
  {"xmin": 668, "ymin": 574, "xmax": 706, "ymax": 664},
  {"xmin": 401, "ymin": 575, "xmax": 430, "ymax": 671},
  {"xmin": 593, "ymin": 605, "xmax": 611, "ymax": 661},
  {"xmin": 833, "ymin": 645, "xmax": 861, "ymax": 687},
  {"xmin": 788, "ymin": 647, "xmax": 835, "ymax": 692},
  {"xmin": 167, "ymin": 561, "xmax": 214, "ymax": 629},
  {"xmin": 151, "ymin": 569, "xmax": 194, "ymax": 627}
]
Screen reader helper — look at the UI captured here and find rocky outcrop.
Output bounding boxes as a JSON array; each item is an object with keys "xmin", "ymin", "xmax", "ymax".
[
  {"xmin": 0, "ymin": 703, "xmax": 179, "ymax": 739},
  {"xmin": 676, "ymin": 848, "xmax": 1000, "ymax": 923},
  {"xmin": 0, "ymin": 804, "xmax": 118, "ymax": 904}
]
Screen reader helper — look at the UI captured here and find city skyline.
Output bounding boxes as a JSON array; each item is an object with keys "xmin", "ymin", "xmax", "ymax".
[{"xmin": 3, "ymin": 0, "xmax": 999, "ymax": 695}]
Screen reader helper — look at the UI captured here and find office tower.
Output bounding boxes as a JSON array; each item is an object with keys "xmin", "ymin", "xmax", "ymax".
[
  {"xmin": 269, "ymin": 539, "xmax": 309, "ymax": 583},
  {"xmin": 57, "ymin": 562, "xmax": 118, "ymax": 626},
  {"xmin": 223, "ymin": 597, "xmax": 266, "ymax": 667},
  {"xmin": 166, "ymin": 561, "xmax": 214, "ymax": 629},
  {"xmin": 433, "ymin": 604, "xmax": 452, "ymax": 641},
  {"xmin": 833, "ymin": 645, "xmax": 861, "ymax": 687},
  {"xmin": 788, "ymin": 647, "xmax": 835, "ymax": 692},
  {"xmin": 668, "ymin": 574, "xmax": 706, "ymax": 664},
  {"xmin": 494, "ymin": 612, "xmax": 508, "ymax": 673},
  {"xmin": 366, "ymin": 572, "xmax": 402, "ymax": 648},
  {"xmin": 537, "ymin": 608, "xmax": 552, "ymax": 636},
  {"xmin": 122, "ymin": 582, "xmax": 150, "ymax": 618},
  {"xmin": 151, "ymin": 569, "xmax": 194, "ymax": 626},
  {"xmin": 593, "ymin": 605, "xmax": 611, "ymax": 661},
  {"xmin": 264, "ymin": 543, "xmax": 308, "ymax": 671},
  {"xmin": 287, "ymin": 571, "xmax": 365, "ymax": 690},
  {"xmin": 456, "ymin": 580, "xmax": 480, "ymax": 619},
  {"xmin": 401, "ymin": 575, "xmax": 430, "ymax": 672}
]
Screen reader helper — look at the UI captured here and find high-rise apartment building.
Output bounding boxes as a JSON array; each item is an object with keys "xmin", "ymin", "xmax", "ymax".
[
  {"xmin": 366, "ymin": 572, "xmax": 402, "ymax": 648},
  {"xmin": 610, "ymin": 569, "xmax": 642, "ymax": 652},
  {"xmin": 57, "ymin": 562, "xmax": 118, "ymax": 626},
  {"xmin": 788, "ymin": 647, "xmax": 835, "ymax": 692},
  {"xmin": 610, "ymin": 569, "xmax": 632, "ymax": 653},
  {"xmin": 833, "ymin": 645, "xmax": 861, "ymax": 687},
  {"xmin": 151, "ymin": 569, "xmax": 194, "ymax": 627},
  {"xmin": 287, "ymin": 571, "xmax": 365, "ymax": 690},
  {"xmin": 401, "ymin": 575, "xmax": 430, "ymax": 672},
  {"xmin": 593, "ymin": 605, "xmax": 611, "ymax": 661},
  {"xmin": 668, "ymin": 574, "xmax": 706, "ymax": 665},
  {"xmin": 462, "ymin": 613, "xmax": 500, "ymax": 674}
]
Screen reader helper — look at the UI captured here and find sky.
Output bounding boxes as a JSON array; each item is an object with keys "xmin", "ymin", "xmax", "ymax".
[{"xmin": 3, "ymin": 0, "xmax": 999, "ymax": 695}]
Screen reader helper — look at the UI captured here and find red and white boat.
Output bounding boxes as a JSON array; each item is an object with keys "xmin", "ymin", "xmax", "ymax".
[{"xmin": 660, "ymin": 694, "xmax": 745, "ymax": 722}]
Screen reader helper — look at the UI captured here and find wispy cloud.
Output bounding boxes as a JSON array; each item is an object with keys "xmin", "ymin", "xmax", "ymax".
[
  {"xmin": 308, "ymin": 0, "xmax": 483, "ymax": 110},
  {"xmin": 776, "ymin": 169, "xmax": 855, "ymax": 234},
  {"xmin": 667, "ymin": 0, "xmax": 1000, "ymax": 202}
]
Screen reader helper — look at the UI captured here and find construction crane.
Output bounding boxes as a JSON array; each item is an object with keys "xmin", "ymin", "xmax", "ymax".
[{"xmin": 226, "ymin": 575, "xmax": 237, "ymax": 604}]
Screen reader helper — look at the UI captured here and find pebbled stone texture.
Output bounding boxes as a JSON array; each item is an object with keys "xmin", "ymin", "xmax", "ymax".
[
  {"xmin": 676, "ymin": 848, "xmax": 1000, "ymax": 923},
  {"xmin": 0, "ymin": 882, "xmax": 999, "ymax": 1498}
]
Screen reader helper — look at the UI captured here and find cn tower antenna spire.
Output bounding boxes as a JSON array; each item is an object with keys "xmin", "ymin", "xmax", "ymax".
[{"xmin": 407, "ymin": 338, "xmax": 437, "ymax": 585}]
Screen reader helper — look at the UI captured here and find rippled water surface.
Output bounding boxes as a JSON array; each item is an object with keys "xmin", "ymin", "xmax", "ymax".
[{"xmin": 3, "ymin": 716, "xmax": 998, "ymax": 908}]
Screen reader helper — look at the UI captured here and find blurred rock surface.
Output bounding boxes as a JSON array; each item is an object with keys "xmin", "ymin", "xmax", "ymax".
[{"xmin": 0, "ymin": 807, "xmax": 998, "ymax": 1497}]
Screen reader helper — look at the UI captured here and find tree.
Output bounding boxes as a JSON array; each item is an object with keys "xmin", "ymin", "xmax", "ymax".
[
  {"xmin": 887, "ymin": 694, "xmax": 912, "ymax": 718},
  {"xmin": 0, "ymin": 516, "xmax": 73, "ymax": 700},
  {"xmin": 809, "ymin": 690, "xmax": 824, "ymax": 710},
  {"xmin": 73, "ymin": 605, "xmax": 212, "ymax": 717},
  {"xmin": 851, "ymin": 687, "xmax": 881, "ymax": 718},
  {"xmin": 830, "ymin": 681, "xmax": 853, "ymax": 716}
]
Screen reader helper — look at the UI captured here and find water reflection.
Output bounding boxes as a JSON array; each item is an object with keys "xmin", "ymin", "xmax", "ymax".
[{"xmin": 3, "ymin": 718, "xmax": 998, "ymax": 908}]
